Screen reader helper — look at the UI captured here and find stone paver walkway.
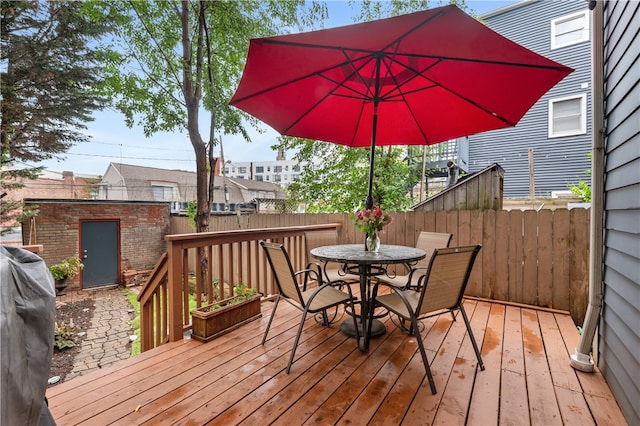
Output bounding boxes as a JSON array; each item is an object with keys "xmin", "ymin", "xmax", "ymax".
[{"xmin": 57, "ymin": 287, "xmax": 137, "ymax": 381}]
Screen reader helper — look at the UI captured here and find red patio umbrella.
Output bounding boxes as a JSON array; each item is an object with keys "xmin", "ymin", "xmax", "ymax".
[{"xmin": 230, "ymin": 4, "xmax": 572, "ymax": 208}]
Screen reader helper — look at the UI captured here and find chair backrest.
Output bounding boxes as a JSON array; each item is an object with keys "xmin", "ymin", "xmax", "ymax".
[
  {"xmin": 304, "ymin": 230, "xmax": 341, "ymax": 269},
  {"xmin": 261, "ymin": 241, "xmax": 304, "ymax": 306},
  {"xmin": 304, "ymin": 230, "xmax": 339, "ymax": 257},
  {"xmin": 415, "ymin": 231, "xmax": 453, "ymax": 267},
  {"xmin": 417, "ymin": 245, "xmax": 482, "ymax": 316}
]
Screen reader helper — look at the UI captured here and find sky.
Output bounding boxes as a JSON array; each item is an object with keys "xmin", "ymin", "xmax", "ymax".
[{"xmin": 33, "ymin": 0, "xmax": 519, "ymax": 177}]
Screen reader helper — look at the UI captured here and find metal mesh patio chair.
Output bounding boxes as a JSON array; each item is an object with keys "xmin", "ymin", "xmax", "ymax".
[
  {"xmin": 373, "ymin": 245, "xmax": 484, "ymax": 394},
  {"xmin": 260, "ymin": 241, "xmax": 360, "ymax": 373},
  {"xmin": 377, "ymin": 231, "xmax": 452, "ymax": 290}
]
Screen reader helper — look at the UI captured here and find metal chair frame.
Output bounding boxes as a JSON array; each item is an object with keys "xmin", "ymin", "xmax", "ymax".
[
  {"xmin": 260, "ymin": 241, "xmax": 360, "ymax": 373},
  {"xmin": 378, "ymin": 231, "xmax": 453, "ymax": 290},
  {"xmin": 373, "ymin": 244, "xmax": 484, "ymax": 394}
]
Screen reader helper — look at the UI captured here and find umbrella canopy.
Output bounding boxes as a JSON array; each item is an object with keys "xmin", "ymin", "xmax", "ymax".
[{"xmin": 230, "ymin": 4, "xmax": 573, "ymax": 207}]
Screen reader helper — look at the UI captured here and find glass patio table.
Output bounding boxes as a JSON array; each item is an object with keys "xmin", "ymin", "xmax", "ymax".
[{"xmin": 310, "ymin": 244, "xmax": 426, "ymax": 351}]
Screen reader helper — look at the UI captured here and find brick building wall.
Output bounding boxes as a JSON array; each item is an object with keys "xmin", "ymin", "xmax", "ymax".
[
  {"xmin": 1, "ymin": 171, "xmax": 99, "ymax": 228},
  {"xmin": 22, "ymin": 199, "xmax": 170, "ymax": 290}
]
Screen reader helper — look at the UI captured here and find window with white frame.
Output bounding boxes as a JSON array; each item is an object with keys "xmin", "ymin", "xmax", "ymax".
[
  {"xmin": 548, "ymin": 94, "xmax": 586, "ymax": 137},
  {"xmin": 551, "ymin": 10, "xmax": 589, "ymax": 49},
  {"xmin": 151, "ymin": 183, "xmax": 178, "ymax": 201}
]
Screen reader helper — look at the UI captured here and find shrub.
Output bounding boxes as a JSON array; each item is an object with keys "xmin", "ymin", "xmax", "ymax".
[
  {"xmin": 54, "ymin": 321, "xmax": 78, "ymax": 350},
  {"xmin": 49, "ymin": 256, "xmax": 84, "ymax": 280}
]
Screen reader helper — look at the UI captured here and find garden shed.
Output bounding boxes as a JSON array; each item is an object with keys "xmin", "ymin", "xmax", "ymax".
[{"xmin": 21, "ymin": 199, "xmax": 170, "ymax": 291}]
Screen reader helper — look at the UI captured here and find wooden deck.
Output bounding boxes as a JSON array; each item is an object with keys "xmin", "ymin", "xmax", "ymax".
[{"xmin": 46, "ymin": 298, "xmax": 627, "ymax": 425}]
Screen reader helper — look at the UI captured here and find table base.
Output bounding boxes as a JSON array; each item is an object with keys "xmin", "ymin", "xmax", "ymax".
[{"xmin": 340, "ymin": 318, "xmax": 386, "ymax": 338}]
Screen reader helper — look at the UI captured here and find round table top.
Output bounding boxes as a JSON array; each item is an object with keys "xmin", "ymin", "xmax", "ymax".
[{"xmin": 310, "ymin": 244, "xmax": 425, "ymax": 265}]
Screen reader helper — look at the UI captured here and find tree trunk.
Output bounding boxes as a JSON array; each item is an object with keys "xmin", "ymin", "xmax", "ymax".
[{"xmin": 181, "ymin": 1, "xmax": 210, "ymax": 233}]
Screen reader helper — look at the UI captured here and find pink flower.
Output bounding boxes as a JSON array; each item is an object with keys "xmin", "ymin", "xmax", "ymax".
[{"xmin": 350, "ymin": 206, "xmax": 392, "ymax": 238}]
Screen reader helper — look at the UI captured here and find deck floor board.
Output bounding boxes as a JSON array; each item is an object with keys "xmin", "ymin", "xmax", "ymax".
[{"xmin": 46, "ymin": 298, "xmax": 627, "ymax": 425}]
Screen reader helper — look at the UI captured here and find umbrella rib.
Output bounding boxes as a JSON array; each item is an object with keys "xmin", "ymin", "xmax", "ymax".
[
  {"xmin": 322, "ymin": 50, "xmax": 379, "ymax": 100},
  {"xmin": 376, "ymin": 51, "xmax": 429, "ymax": 100},
  {"xmin": 416, "ymin": 54, "xmax": 572, "ymax": 71},
  {"xmin": 278, "ymin": 49, "xmax": 378, "ymax": 137},
  {"xmin": 263, "ymin": 37, "xmax": 569, "ymax": 72},
  {"xmin": 435, "ymin": 80, "xmax": 517, "ymax": 126},
  {"xmin": 278, "ymin": 72, "xmax": 372, "ymax": 142},
  {"xmin": 380, "ymin": 54, "xmax": 522, "ymax": 126},
  {"xmin": 378, "ymin": 7, "xmax": 448, "ymax": 56},
  {"xmin": 231, "ymin": 49, "xmax": 377, "ymax": 105},
  {"xmin": 314, "ymin": 81, "xmax": 368, "ymax": 101}
]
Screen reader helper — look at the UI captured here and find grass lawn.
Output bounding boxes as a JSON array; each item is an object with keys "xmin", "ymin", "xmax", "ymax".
[{"xmin": 124, "ymin": 289, "xmax": 141, "ymax": 356}]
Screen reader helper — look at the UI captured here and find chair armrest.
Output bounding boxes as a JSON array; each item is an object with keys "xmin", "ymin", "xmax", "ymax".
[
  {"xmin": 406, "ymin": 266, "xmax": 430, "ymax": 290},
  {"xmin": 295, "ymin": 263, "xmax": 322, "ymax": 291}
]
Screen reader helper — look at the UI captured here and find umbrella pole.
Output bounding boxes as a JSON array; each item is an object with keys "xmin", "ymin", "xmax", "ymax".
[
  {"xmin": 366, "ymin": 103, "xmax": 378, "ymax": 210},
  {"xmin": 366, "ymin": 56, "xmax": 383, "ymax": 210}
]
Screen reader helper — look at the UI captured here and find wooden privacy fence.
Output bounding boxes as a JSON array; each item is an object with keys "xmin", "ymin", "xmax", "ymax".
[
  {"xmin": 138, "ymin": 209, "xmax": 588, "ymax": 351},
  {"xmin": 170, "ymin": 209, "xmax": 590, "ymax": 323}
]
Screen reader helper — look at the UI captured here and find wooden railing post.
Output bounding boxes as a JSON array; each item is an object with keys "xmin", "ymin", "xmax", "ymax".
[{"xmin": 167, "ymin": 240, "xmax": 184, "ymax": 342}]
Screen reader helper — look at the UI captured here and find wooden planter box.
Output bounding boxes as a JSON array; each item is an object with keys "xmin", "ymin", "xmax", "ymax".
[{"xmin": 190, "ymin": 295, "xmax": 262, "ymax": 343}]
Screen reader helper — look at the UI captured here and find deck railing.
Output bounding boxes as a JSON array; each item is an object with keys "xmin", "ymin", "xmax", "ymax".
[
  {"xmin": 139, "ymin": 209, "xmax": 590, "ymax": 351},
  {"xmin": 137, "ymin": 223, "xmax": 342, "ymax": 351}
]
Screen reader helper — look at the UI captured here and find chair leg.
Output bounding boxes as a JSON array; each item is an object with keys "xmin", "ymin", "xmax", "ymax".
[
  {"xmin": 459, "ymin": 304, "xmax": 485, "ymax": 371},
  {"xmin": 349, "ymin": 299, "xmax": 360, "ymax": 343},
  {"xmin": 287, "ymin": 306, "xmax": 311, "ymax": 374},
  {"xmin": 261, "ymin": 295, "xmax": 280, "ymax": 345},
  {"xmin": 411, "ymin": 316, "xmax": 437, "ymax": 394},
  {"xmin": 321, "ymin": 309, "xmax": 330, "ymax": 325}
]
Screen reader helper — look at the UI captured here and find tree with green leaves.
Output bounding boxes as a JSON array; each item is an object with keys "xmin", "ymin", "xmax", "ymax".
[
  {"xmin": 283, "ymin": 137, "xmax": 414, "ymax": 212},
  {"xmin": 88, "ymin": 0, "xmax": 326, "ymax": 232},
  {"xmin": 0, "ymin": 1, "xmax": 109, "ymax": 230}
]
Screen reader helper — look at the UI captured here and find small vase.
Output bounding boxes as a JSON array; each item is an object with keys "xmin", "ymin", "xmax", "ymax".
[{"xmin": 366, "ymin": 233, "xmax": 380, "ymax": 253}]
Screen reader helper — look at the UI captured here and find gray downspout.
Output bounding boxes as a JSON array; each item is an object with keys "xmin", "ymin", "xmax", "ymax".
[{"xmin": 570, "ymin": 0, "xmax": 605, "ymax": 372}]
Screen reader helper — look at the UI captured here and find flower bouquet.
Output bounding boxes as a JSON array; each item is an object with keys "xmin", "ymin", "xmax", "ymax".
[{"xmin": 351, "ymin": 206, "xmax": 392, "ymax": 252}]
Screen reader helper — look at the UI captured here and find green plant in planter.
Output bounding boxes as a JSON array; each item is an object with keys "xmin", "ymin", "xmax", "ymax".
[
  {"xmin": 233, "ymin": 282, "xmax": 257, "ymax": 302},
  {"xmin": 190, "ymin": 281, "xmax": 262, "ymax": 342},
  {"xmin": 194, "ymin": 282, "xmax": 258, "ymax": 313},
  {"xmin": 49, "ymin": 256, "xmax": 84, "ymax": 280}
]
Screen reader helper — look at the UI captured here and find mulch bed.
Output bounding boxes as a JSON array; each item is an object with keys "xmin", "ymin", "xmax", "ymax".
[{"xmin": 49, "ymin": 298, "xmax": 95, "ymax": 385}]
